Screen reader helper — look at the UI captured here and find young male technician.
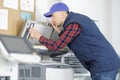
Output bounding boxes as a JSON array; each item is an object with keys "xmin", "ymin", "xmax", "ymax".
[{"xmin": 29, "ymin": 2, "xmax": 120, "ymax": 80}]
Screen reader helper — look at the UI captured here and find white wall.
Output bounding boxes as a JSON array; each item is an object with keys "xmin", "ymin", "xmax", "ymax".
[{"xmin": 112, "ymin": 0, "xmax": 120, "ymax": 55}]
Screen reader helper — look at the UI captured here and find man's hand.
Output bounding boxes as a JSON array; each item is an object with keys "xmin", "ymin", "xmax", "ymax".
[{"xmin": 29, "ymin": 28, "xmax": 41, "ymax": 41}]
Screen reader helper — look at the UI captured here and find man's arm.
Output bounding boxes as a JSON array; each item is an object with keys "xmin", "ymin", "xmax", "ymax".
[{"xmin": 39, "ymin": 23, "xmax": 81, "ymax": 51}]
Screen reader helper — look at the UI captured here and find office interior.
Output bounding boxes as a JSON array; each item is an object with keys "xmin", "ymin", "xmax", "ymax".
[{"xmin": 0, "ymin": 0, "xmax": 120, "ymax": 80}]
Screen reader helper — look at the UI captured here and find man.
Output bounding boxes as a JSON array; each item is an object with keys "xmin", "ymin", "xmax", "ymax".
[{"xmin": 29, "ymin": 2, "xmax": 120, "ymax": 80}]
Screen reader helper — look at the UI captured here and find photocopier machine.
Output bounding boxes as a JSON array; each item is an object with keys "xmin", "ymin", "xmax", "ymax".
[{"xmin": 0, "ymin": 20, "xmax": 74, "ymax": 80}]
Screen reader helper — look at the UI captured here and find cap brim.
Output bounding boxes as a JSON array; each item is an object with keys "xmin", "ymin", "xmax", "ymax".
[{"xmin": 44, "ymin": 12, "xmax": 53, "ymax": 17}]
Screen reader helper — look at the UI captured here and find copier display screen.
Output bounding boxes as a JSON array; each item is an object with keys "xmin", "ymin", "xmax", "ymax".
[{"xmin": 0, "ymin": 35, "xmax": 34, "ymax": 54}]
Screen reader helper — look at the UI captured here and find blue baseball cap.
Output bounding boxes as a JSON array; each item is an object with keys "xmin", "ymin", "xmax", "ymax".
[{"xmin": 44, "ymin": 2, "xmax": 69, "ymax": 17}]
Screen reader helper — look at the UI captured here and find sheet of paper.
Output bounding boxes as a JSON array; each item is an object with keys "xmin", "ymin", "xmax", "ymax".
[
  {"xmin": 0, "ymin": 9, "xmax": 8, "ymax": 30},
  {"xmin": 3, "ymin": 0, "xmax": 18, "ymax": 10},
  {"xmin": 20, "ymin": 0, "xmax": 34, "ymax": 12}
]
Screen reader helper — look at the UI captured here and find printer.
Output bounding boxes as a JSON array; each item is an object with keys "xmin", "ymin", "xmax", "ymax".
[
  {"xmin": 19, "ymin": 20, "xmax": 68, "ymax": 57},
  {"xmin": 18, "ymin": 61, "xmax": 73, "ymax": 80},
  {"xmin": 0, "ymin": 20, "xmax": 73, "ymax": 80}
]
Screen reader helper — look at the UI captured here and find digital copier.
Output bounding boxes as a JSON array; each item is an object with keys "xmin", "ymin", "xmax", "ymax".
[{"xmin": 0, "ymin": 23, "xmax": 73, "ymax": 80}]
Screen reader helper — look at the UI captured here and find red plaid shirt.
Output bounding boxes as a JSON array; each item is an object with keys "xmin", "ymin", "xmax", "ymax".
[{"xmin": 39, "ymin": 23, "xmax": 81, "ymax": 51}]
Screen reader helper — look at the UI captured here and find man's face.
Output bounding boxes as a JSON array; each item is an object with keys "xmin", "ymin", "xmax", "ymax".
[{"xmin": 51, "ymin": 12, "xmax": 63, "ymax": 27}]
